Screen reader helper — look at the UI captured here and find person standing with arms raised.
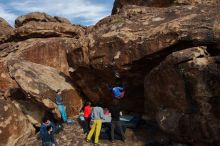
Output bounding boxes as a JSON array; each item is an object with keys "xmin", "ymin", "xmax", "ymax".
[{"xmin": 55, "ymin": 89, "xmax": 67, "ymax": 123}]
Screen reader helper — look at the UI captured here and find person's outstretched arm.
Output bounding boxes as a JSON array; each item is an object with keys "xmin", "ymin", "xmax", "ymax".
[{"xmin": 107, "ymin": 84, "xmax": 113, "ymax": 91}]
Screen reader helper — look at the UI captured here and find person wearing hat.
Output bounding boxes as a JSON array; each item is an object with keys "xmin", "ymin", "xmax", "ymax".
[{"xmin": 55, "ymin": 89, "xmax": 67, "ymax": 122}]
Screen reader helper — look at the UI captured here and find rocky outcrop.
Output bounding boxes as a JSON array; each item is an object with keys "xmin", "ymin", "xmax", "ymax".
[
  {"xmin": 2, "ymin": 38, "xmax": 85, "ymax": 75},
  {"xmin": 0, "ymin": 1, "xmax": 220, "ymax": 145},
  {"xmin": 0, "ymin": 98, "xmax": 34, "ymax": 146},
  {"xmin": 13, "ymin": 21, "xmax": 84, "ymax": 39},
  {"xmin": 0, "ymin": 12, "xmax": 85, "ymax": 44},
  {"xmin": 175, "ymin": 0, "xmax": 218, "ymax": 5},
  {"xmin": 15, "ymin": 12, "xmax": 71, "ymax": 28},
  {"xmin": 145, "ymin": 47, "xmax": 220, "ymax": 145},
  {"xmin": 88, "ymin": 4, "xmax": 219, "ymax": 69},
  {"xmin": 0, "ymin": 13, "xmax": 85, "ymax": 130},
  {"xmin": 8, "ymin": 60, "xmax": 82, "ymax": 124},
  {"xmin": 112, "ymin": 0, "xmax": 218, "ymax": 14},
  {"xmin": 68, "ymin": 3, "xmax": 220, "ymax": 113},
  {"xmin": 112, "ymin": 0, "xmax": 173, "ymax": 14},
  {"xmin": 66, "ymin": 3, "xmax": 220, "ymax": 145},
  {"xmin": 0, "ymin": 61, "xmax": 17, "ymax": 93}
]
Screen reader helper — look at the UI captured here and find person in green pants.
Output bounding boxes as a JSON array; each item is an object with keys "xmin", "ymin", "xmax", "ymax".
[{"xmin": 86, "ymin": 105, "xmax": 105, "ymax": 145}]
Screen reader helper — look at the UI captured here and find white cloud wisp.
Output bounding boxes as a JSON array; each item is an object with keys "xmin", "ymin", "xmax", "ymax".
[
  {"xmin": 0, "ymin": 4, "xmax": 17, "ymax": 26},
  {"xmin": 9, "ymin": 0, "xmax": 112, "ymax": 25}
]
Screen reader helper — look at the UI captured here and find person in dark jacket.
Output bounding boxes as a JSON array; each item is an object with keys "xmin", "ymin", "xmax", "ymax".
[
  {"xmin": 42, "ymin": 126, "xmax": 56, "ymax": 146},
  {"xmin": 109, "ymin": 100, "xmax": 125, "ymax": 143},
  {"xmin": 40, "ymin": 118, "xmax": 57, "ymax": 146},
  {"xmin": 55, "ymin": 89, "xmax": 67, "ymax": 122}
]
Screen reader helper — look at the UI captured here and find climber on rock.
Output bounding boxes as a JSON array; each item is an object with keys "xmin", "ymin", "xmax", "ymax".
[
  {"xmin": 55, "ymin": 89, "xmax": 67, "ymax": 123},
  {"xmin": 108, "ymin": 82, "xmax": 126, "ymax": 99}
]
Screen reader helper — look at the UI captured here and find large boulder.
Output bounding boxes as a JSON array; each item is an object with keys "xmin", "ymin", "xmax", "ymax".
[
  {"xmin": 8, "ymin": 60, "xmax": 82, "ymax": 124},
  {"xmin": 87, "ymin": 4, "xmax": 220, "ymax": 70},
  {"xmin": 145, "ymin": 46, "xmax": 220, "ymax": 145},
  {"xmin": 0, "ymin": 37, "xmax": 85, "ymax": 98},
  {"xmin": 68, "ymin": 4, "xmax": 220, "ymax": 112},
  {"xmin": 0, "ymin": 98, "xmax": 34, "ymax": 146},
  {"xmin": 14, "ymin": 21, "xmax": 84, "ymax": 39},
  {"xmin": 15, "ymin": 12, "xmax": 71, "ymax": 28},
  {"xmin": 0, "ymin": 12, "xmax": 85, "ymax": 44},
  {"xmin": 0, "ymin": 13, "xmax": 86, "ymax": 126},
  {"xmin": 3, "ymin": 38, "xmax": 85, "ymax": 75}
]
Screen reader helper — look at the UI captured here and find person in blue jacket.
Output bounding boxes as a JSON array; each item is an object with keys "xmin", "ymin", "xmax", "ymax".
[
  {"xmin": 39, "ymin": 118, "xmax": 58, "ymax": 146},
  {"xmin": 55, "ymin": 89, "xmax": 67, "ymax": 122},
  {"xmin": 108, "ymin": 83, "xmax": 126, "ymax": 99}
]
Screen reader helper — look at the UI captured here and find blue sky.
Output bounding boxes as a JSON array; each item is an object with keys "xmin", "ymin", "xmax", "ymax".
[{"xmin": 0, "ymin": 0, "xmax": 114, "ymax": 26}]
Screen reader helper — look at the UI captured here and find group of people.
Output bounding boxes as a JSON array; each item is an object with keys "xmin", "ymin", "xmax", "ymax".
[
  {"xmin": 39, "ymin": 89, "xmax": 67, "ymax": 146},
  {"xmin": 84, "ymin": 83, "xmax": 126, "ymax": 145},
  {"xmin": 39, "ymin": 83, "xmax": 126, "ymax": 146},
  {"xmin": 84, "ymin": 100, "xmax": 125, "ymax": 145}
]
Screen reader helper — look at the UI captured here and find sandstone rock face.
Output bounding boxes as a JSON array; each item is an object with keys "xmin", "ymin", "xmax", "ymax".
[
  {"xmin": 15, "ymin": 12, "xmax": 71, "ymax": 28},
  {"xmin": 0, "ymin": 98, "xmax": 34, "ymax": 146},
  {"xmin": 0, "ymin": 61, "xmax": 17, "ymax": 93},
  {"xmin": 2, "ymin": 38, "xmax": 84, "ymax": 75},
  {"xmin": 0, "ymin": 12, "xmax": 85, "ymax": 44},
  {"xmin": 89, "ymin": 4, "xmax": 219, "ymax": 69},
  {"xmin": 112, "ymin": 0, "xmax": 173, "ymax": 14},
  {"xmin": 0, "ymin": 18, "xmax": 13, "ymax": 37},
  {"xmin": 14, "ymin": 21, "xmax": 84, "ymax": 39},
  {"xmin": 174, "ymin": 0, "xmax": 218, "ymax": 5},
  {"xmin": 0, "ymin": 1, "xmax": 220, "ymax": 145},
  {"xmin": 112, "ymin": 0, "xmax": 218, "ymax": 14},
  {"xmin": 8, "ymin": 61, "xmax": 82, "ymax": 124},
  {"xmin": 145, "ymin": 47, "xmax": 220, "ymax": 145},
  {"xmin": 68, "ymin": 3, "xmax": 220, "ymax": 113},
  {"xmin": 0, "ymin": 14, "xmax": 85, "ymax": 127}
]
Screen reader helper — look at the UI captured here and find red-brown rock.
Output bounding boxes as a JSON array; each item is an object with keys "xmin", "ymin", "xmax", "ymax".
[
  {"xmin": 8, "ymin": 60, "xmax": 82, "ymax": 124},
  {"xmin": 6, "ymin": 38, "xmax": 84, "ymax": 75},
  {"xmin": 0, "ymin": 12, "xmax": 85, "ymax": 44},
  {"xmin": 0, "ymin": 18, "xmax": 13, "ymax": 37},
  {"xmin": 0, "ymin": 2, "xmax": 220, "ymax": 145},
  {"xmin": 145, "ymin": 47, "xmax": 220, "ymax": 145},
  {"xmin": 68, "ymin": 4, "xmax": 220, "ymax": 113},
  {"xmin": 0, "ymin": 98, "xmax": 34, "ymax": 146},
  {"xmin": 112, "ymin": 0, "xmax": 218, "ymax": 14},
  {"xmin": 15, "ymin": 12, "xmax": 71, "ymax": 28}
]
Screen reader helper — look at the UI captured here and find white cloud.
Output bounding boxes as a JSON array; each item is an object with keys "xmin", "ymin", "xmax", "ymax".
[
  {"xmin": 9, "ymin": 0, "xmax": 112, "ymax": 25},
  {"xmin": 0, "ymin": 4, "xmax": 17, "ymax": 26}
]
